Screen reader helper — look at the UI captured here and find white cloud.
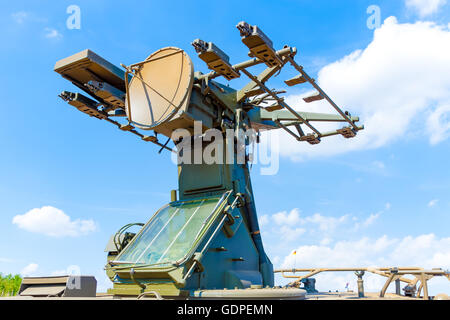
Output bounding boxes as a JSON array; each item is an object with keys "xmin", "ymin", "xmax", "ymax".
[
  {"xmin": 11, "ymin": 11, "xmax": 47, "ymax": 24},
  {"xmin": 428, "ymin": 199, "xmax": 439, "ymax": 207},
  {"xmin": 320, "ymin": 238, "xmax": 332, "ymax": 246},
  {"xmin": 262, "ymin": 209, "xmax": 355, "ymax": 245},
  {"xmin": 273, "ymin": 208, "xmax": 301, "ymax": 225},
  {"xmin": 259, "ymin": 214, "xmax": 270, "ymax": 227},
  {"xmin": 427, "ymin": 105, "xmax": 450, "ymax": 144},
  {"xmin": 96, "ymin": 271, "xmax": 113, "ymax": 293},
  {"xmin": 264, "ymin": 207, "xmax": 386, "ymax": 240},
  {"xmin": 271, "ymin": 256, "xmax": 281, "ymax": 266},
  {"xmin": 372, "ymin": 161, "xmax": 385, "ymax": 170},
  {"xmin": 12, "ymin": 206, "xmax": 97, "ymax": 237},
  {"xmin": 50, "ymin": 269, "xmax": 67, "ymax": 276},
  {"xmin": 51, "ymin": 265, "xmax": 81, "ymax": 276},
  {"xmin": 277, "ymin": 17, "xmax": 450, "ymax": 161},
  {"xmin": 44, "ymin": 28, "xmax": 63, "ymax": 39},
  {"xmin": 278, "ymin": 234, "xmax": 450, "ymax": 294},
  {"xmin": 271, "ymin": 209, "xmax": 350, "ymax": 233},
  {"xmin": 267, "ymin": 209, "xmax": 307, "ymax": 241},
  {"xmin": 11, "ymin": 11, "xmax": 29, "ymax": 24},
  {"xmin": 405, "ymin": 0, "xmax": 447, "ymax": 17},
  {"xmin": 10, "ymin": 12, "xmax": 59, "ymax": 40},
  {"xmin": 21, "ymin": 263, "xmax": 39, "ymax": 276},
  {"xmin": 362, "ymin": 212, "xmax": 381, "ymax": 227},
  {"xmin": 303, "ymin": 213, "xmax": 350, "ymax": 233},
  {"xmin": 354, "ymin": 203, "xmax": 390, "ymax": 230},
  {"xmin": 279, "ymin": 225, "xmax": 306, "ymax": 242}
]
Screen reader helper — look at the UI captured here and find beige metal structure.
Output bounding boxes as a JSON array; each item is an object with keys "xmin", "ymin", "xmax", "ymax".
[
  {"xmin": 18, "ymin": 276, "xmax": 97, "ymax": 298},
  {"xmin": 123, "ymin": 47, "xmax": 194, "ymax": 133},
  {"xmin": 275, "ymin": 267, "xmax": 450, "ymax": 300}
]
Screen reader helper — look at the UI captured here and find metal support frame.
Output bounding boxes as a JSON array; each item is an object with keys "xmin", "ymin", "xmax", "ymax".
[
  {"xmin": 105, "ymin": 118, "xmax": 174, "ymax": 152},
  {"xmin": 285, "ymin": 56, "xmax": 359, "ymax": 131},
  {"xmin": 240, "ymin": 68, "xmax": 321, "ymax": 136},
  {"xmin": 196, "ymin": 47, "xmax": 294, "ymax": 82},
  {"xmin": 275, "ymin": 267, "xmax": 450, "ymax": 300},
  {"xmin": 193, "ymin": 22, "xmax": 364, "ymax": 146}
]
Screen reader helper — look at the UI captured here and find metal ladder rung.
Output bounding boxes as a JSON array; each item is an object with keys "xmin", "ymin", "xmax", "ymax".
[
  {"xmin": 142, "ymin": 135, "xmax": 157, "ymax": 142},
  {"xmin": 248, "ymin": 43, "xmax": 283, "ymax": 68},
  {"xmin": 303, "ymin": 92, "xmax": 324, "ymax": 103},
  {"xmin": 265, "ymin": 104, "xmax": 283, "ymax": 112},
  {"xmin": 244, "ymin": 87, "xmax": 265, "ymax": 98},
  {"xmin": 284, "ymin": 75, "xmax": 307, "ymax": 87},
  {"xmin": 120, "ymin": 124, "xmax": 134, "ymax": 131},
  {"xmin": 336, "ymin": 127, "xmax": 357, "ymax": 139},
  {"xmin": 300, "ymin": 134, "xmax": 321, "ymax": 145},
  {"xmin": 208, "ymin": 59, "xmax": 240, "ymax": 80}
]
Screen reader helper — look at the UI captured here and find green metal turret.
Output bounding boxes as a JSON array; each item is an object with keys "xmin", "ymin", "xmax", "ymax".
[{"xmin": 54, "ymin": 21, "xmax": 363, "ymax": 299}]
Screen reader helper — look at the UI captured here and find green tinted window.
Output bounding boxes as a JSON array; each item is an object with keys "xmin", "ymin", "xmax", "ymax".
[{"xmin": 116, "ymin": 196, "xmax": 222, "ymax": 266}]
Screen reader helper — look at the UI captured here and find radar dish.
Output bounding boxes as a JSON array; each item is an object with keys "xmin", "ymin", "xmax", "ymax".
[{"xmin": 125, "ymin": 47, "xmax": 194, "ymax": 130}]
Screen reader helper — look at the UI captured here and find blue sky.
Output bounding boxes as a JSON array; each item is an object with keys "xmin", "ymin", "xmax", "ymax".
[{"xmin": 1, "ymin": 0, "xmax": 449, "ymax": 293}]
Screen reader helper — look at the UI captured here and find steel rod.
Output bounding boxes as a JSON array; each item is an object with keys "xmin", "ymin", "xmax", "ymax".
[
  {"xmin": 105, "ymin": 118, "xmax": 175, "ymax": 153},
  {"xmin": 275, "ymin": 120, "xmax": 300, "ymax": 141},
  {"xmin": 240, "ymin": 68, "xmax": 321, "ymax": 136},
  {"xmin": 286, "ymin": 56, "xmax": 359, "ymax": 131}
]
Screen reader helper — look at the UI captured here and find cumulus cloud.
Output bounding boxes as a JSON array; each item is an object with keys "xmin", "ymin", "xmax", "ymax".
[
  {"xmin": 44, "ymin": 28, "xmax": 63, "ymax": 39},
  {"xmin": 361, "ymin": 212, "xmax": 381, "ymax": 228},
  {"xmin": 405, "ymin": 0, "xmax": 447, "ymax": 17},
  {"xmin": 428, "ymin": 199, "xmax": 439, "ymax": 207},
  {"xmin": 51, "ymin": 265, "xmax": 81, "ymax": 276},
  {"xmin": 372, "ymin": 161, "xmax": 385, "ymax": 170},
  {"xmin": 259, "ymin": 214, "xmax": 270, "ymax": 227},
  {"xmin": 427, "ymin": 105, "xmax": 450, "ymax": 144},
  {"xmin": 276, "ymin": 17, "xmax": 450, "ymax": 161},
  {"xmin": 279, "ymin": 234, "xmax": 450, "ymax": 294},
  {"xmin": 261, "ymin": 202, "xmax": 391, "ymax": 253},
  {"xmin": 21, "ymin": 263, "xmax": 39, "ymax": 276},
  {"xmin": 12, "ymin": 206, "xmax": 97, "ymax": 237},
  {"xmin": 279, "ymin": 225, "xmax": 306, "ymax": 242},
  {"xmin": 303, "ymin": 213, "xmax": 350, "ymax": 233},
  {"xmin": 354, "ymin": 203, "xmax": 390, "ymax": 230},
  {"xmin": 11, "ymin": 11, "xmax": 47, "ymax": 24},
  {"xmin": 264, "ymin": 208, "xmax": 365, "ymax": 240},
  {"xmin": 263, "ymin": 209, "xmax": 449, "ymax": 295},
  {"xmin": 273, "ymin": 208, "xmax": 302, "ymax": 225},
  {"xmin": 11, "ymin": 11, "xmax": 29, "ymax": 24},
  {"xmin": 10, "ymin": 11, "xmax": 59, "ymax": 40},
  {"xmin": 262, "ymin": 210, "xmax": 365, "ymax": 251}
]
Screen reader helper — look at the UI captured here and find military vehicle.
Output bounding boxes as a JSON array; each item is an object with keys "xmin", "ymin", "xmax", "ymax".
[{"xmin": 11, "ymin": 21, "xmax": 448, "ymax": 300}]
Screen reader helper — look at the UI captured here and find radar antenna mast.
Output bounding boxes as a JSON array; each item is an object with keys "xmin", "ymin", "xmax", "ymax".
[{"xmin": 53, "ymin": 21, "xmax": 364, "ymax": 298}]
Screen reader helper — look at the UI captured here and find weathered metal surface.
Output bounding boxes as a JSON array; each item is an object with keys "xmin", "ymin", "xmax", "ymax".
[
  {"xmin": 191, "ymin": 287, "xmax": 306, "ymax": 300},
  {"xmin": 19, "ymin": 276, "xmax": 97, "ymax": 297},
  {"xmin": 275, "ymin": 267, "xmax": 450, "ymax": 300}
]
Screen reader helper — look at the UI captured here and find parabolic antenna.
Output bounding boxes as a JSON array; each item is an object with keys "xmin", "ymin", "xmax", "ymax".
[{"xmin": 125, "ymin": 47, "xmax": 194, "ymax": 130}]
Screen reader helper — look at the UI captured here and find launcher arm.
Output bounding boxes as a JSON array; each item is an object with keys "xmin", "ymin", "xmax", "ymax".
[
  {"xmin": 248, "ymin": 108, "xmax": 363, "ymax": 143},
  {"xmin": 252, "ymin": 108, "xmax": 360, "ymax": 123},
  {"xmin": 248, "ymin": 108, "xmax": 362, "ymax": 129}
]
